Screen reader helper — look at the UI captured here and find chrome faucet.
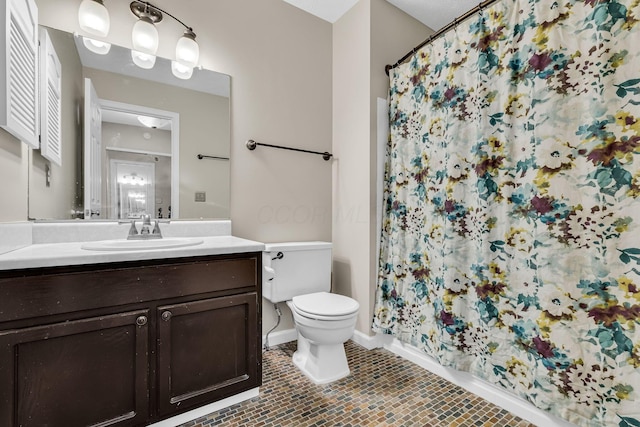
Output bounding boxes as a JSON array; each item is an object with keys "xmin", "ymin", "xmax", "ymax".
[
  {"xmin": 127, "ymin": 215, "xmax": 163, "ymax": 240},
  {"xmin": 140, "ymin": 214, "xmax": 152, "ymax": 235}
]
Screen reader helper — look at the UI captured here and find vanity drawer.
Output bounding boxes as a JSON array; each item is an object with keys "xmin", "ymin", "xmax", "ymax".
[{"xmin": 0, "ymin": 253, "xmax": 260, "ymax": 323}]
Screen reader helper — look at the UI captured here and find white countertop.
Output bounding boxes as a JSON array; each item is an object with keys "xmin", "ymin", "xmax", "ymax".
[{"xmin": 0, "ymin": 235, "xmax": 265, "ymax": 271}]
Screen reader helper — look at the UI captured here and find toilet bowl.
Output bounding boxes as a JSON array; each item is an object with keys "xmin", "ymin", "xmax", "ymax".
[
  {"xmin": 287, "ymin": 292, "xmax": 359, "ymax": 384},
  {"xmin": 262, "ymin": 242, "xmax": 360, "ymax": 384}
]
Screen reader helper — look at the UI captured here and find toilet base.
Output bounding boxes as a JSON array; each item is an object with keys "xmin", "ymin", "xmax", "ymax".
[{"xmin": 292, "ymin": 335, "xmax": 350, "ymax": 385}]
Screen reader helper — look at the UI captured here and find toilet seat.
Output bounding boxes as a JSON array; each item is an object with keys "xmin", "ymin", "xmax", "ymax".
[{"xmin": 291, "ymin": 292, "xmax": 359, "ymax": 321}]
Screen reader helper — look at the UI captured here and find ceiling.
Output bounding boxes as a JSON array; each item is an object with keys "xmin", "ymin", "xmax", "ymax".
[{"xmin": 283, "ymin": 0, "xmax": 483, "ymax": 30}]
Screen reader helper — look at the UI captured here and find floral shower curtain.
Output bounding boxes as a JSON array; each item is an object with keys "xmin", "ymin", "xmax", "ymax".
[{"xmin": 372, "ymin": 0, "xmax": 640, "ymax": 426}]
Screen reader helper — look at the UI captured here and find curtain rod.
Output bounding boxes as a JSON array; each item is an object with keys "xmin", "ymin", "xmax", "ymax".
[{"xmin": 385, "ymin": 0, "xmax": 501, "ymax": 76}]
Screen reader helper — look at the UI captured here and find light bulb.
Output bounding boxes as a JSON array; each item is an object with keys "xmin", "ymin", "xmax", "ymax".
[
  {"xmin": 171, "ymin": 60, "xmax": 193, "ymax": 80},
  {"xmin": 131, "ymin": 50, "xmax": 156, "ymax": 69},
  {"xmin": 78, "ymin": 0, "xmax": 110, "ymax": 37},
  {"xmin": 132, "ymin": 16, "xmax": 159, "ymax": 55},
  {"xmin": 137, "ymin": 115, "xmax": 169, "ymax": 129},
  {"xmin": 176, "ymin": 30, "xmax": 199, "ymax": 68},
  {"xmin": 82, "ymin": 37, "xmax": 111, "ymax": 55}
]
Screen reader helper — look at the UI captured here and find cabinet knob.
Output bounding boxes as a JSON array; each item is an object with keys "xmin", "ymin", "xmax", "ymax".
[
  {"xmin": 161, "ymin": 311, "xmax": 172, "ymax": 321},
  {"xmin": 136, "ymin": 315, "xmax": 148, "ymax": 326}
]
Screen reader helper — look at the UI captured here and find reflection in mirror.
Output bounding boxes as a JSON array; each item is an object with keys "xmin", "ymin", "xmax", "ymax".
[
  {"xmin": 103, "ymin": 107, "xmax": 173, "ymax": 220},
  {"xmin": 83, "ymin": 90, "xmax": 179, "ymax": 219},
  {"xmin": 28, "ymin": 26, "xmax": 230, "ymax": 221}
]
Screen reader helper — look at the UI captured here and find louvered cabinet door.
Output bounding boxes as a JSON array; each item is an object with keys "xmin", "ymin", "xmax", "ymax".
[
  {"xmin": 39, "ymin": 27, "xmax": 62, "ymax": 166},
  {"xmin": 1, "ymin": 0, "xmax": 39, "ymax": 148}
]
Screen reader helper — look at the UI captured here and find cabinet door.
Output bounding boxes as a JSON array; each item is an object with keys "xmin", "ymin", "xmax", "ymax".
[
  {"xmin": 1, "ymin": 0, "xmax": 39, "ymax": 148},
  {"xmin": 157, "ymin": 293, "xmax": 260, "ymax": 416},
  {"xmin": 0, "ymin": 310, "xmax": 150, "ymax": 427}
]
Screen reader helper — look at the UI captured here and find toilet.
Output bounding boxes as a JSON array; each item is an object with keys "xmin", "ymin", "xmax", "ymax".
[{"xmin": 262, "ymin": 241, "xmax": 359, "ymax": 384}]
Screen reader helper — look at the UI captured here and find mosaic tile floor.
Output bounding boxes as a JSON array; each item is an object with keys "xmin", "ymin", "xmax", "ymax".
[{"xmin": 180, "ymin": 341, "xmax": 536, "ymax": 427}]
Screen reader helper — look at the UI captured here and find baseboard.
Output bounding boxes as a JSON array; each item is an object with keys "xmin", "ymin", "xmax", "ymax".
[
  {"xmin": 351, "ymin": 329, "xmax": 383, "ymax": 350},
  {"xmin": 148, "ymin": 388, "xmax": 259, "ymax": 427},
  {"xmin": 262, "ymin": 328, "xmax": 382, "ymax": 351},
  {"xmin": 262, "ymin": 328, "xmax": 297, "ymax": 349},
  {"xmin": 383, "ymin": 337, "xmax": 577, "ymax": 427}
]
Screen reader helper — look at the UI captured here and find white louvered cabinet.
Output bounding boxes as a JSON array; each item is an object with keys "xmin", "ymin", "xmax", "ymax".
[
  {"xmin": 39, "ymin": 27, "xmax": 62, "ymax": 166},
  {"xmin": 1, "ymin": 0, "xmax": 39, "ymax": 148}
]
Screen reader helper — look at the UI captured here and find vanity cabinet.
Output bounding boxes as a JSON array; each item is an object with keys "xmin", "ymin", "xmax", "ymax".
[{"xmin": 0, "ymin": 252, "xmax": 262, "ymax": 427}]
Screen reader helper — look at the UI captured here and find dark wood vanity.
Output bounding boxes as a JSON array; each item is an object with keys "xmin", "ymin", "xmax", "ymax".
[{"xmin": 0, "ymin": 252, "xmax": 262, "ymax": 427}]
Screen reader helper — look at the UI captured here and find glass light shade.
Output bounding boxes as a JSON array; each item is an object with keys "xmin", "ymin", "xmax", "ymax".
[
  {"xmin": 175, "ymin": 33, "xmax": 199, "ymax": 68},
  {"xmin": 82, "ymin": 37, "xmax": 111, "ymax": 55},
  {"xmin": 131, "ymin": 17, "xmax": 159, "ymax": 55},
  {"xmin": 131, "ymin": 50, "xmax": 156, "ymax": 69},
  {"xmin": 137, "ymin": 115, "xmax": 169, "ymax": 129},
  {"xmin": 171, "ymin": 60, "xmax": 193, "ymax": 80},
  {"xmin": 78, "ymin": 0, "xmax": 110, "ymax": 37}
]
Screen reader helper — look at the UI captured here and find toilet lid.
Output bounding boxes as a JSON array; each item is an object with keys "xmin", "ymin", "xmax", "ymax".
[{"xmin": 291, "ymin": 292, "xmax": 359, "ymax": 317}]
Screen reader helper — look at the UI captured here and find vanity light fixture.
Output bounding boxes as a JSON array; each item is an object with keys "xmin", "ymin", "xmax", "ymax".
[
  {"xmin": 130, "ymin": 1, "xmax": 161, "ymax": 55},
  {"xmin": 175, "ymin": 29, "xmax": 199, "ymax": 68},
  {"xmin": 78, "ymin": 0, "xmax": 200, "ymax": 78},
  {"xmin": 129, "ymin": 1, "xmax": 200, "ymax": 78},
  {"xmin": 78, "ymin": 0, "xmax": 110, "ymax": 37}
]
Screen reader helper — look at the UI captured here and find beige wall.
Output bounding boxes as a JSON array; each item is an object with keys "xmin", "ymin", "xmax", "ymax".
[
  {"xmin": 333, "ymin": 0, "xmax": 430, "ymax": 335},
  {"xmin": 333, "ymin": 1, "xmax": 373, "ymax": 334},
  {"xmin": 29, "ymin": 28, "xmax": 84, "ymax": 220},
  {"xmin": 102, "ymin": 123, "xmax": 171, "ymax": 155},
  {"xmin": 34, "ymin": 0, "xmax": 333, "ymax": 335},
  {"xmin": 5, "ymin": 0, "xmax": 429, "ymax": 337},
  {"xmin": 34, "ymin": 0, "xmax": 333, "ymax": 241},
  {"xmin": 0, "ymin": 131, "xmax": 28, "ymax": 221}
]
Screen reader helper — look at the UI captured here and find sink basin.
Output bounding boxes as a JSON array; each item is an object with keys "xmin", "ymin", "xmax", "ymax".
[{"xmin": 81, "ymin": 237, "xmax": 204, "ymax": 251}]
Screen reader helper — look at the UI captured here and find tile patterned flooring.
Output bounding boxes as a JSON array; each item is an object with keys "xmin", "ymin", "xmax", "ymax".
[{"xmin": 180, "ymin": 341, "xmax": 536, "ymax": 427}]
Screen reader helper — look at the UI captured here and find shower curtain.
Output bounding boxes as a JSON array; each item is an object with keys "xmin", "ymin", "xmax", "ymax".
[{"xmin": 372, "ymin": 0, "xmax": 640, "ymax": 426}]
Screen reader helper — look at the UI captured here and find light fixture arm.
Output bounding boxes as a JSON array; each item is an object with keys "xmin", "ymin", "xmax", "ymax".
[{"xmin": 130, "ymin": 1, "xmax": 195, "ymax": 34}]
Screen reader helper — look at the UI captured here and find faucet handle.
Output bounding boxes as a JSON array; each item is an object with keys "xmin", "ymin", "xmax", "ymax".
[
  {"xmin": 152, "ymin": 220, "xmax": 163, "ymax": 238},
  {"xmin": 128, "ymin": 221, "xmax": 138, "ymax": 237}
]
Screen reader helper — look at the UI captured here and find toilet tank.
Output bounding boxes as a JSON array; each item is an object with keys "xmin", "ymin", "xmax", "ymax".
[{"xmin": 262, "ymin": 241, "xmax": 332, "ymax": 303}]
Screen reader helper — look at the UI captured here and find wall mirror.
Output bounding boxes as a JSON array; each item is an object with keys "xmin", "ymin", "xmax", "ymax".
[{"xmin": 28, "ymin": 26, "xmax": 230, "ymax": 221}]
